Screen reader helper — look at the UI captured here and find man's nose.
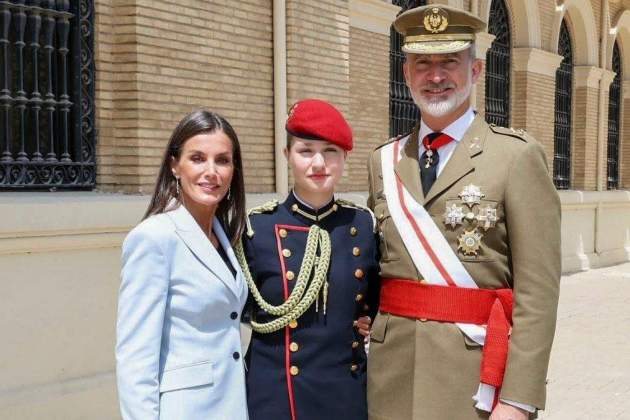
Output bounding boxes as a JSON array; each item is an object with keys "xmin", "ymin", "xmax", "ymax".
[{"xmin": 427, "ymin": 64, "xmax": 446, "ymax": 83}]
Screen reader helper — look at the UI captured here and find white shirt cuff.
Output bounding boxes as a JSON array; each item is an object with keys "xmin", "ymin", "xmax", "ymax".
[{"xmin": 500, "ymin": 399, "xmax": 536, "ymax": 413}]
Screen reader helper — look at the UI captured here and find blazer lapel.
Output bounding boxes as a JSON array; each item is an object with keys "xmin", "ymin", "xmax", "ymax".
[
  {"xmin": 212, "ymin": 218, "xmax": 247, "ymax": 300},
  {"xmin": 394, "ymin": 125, "xmax": 425, "ymax": 205},
  {"xmin": 424, "ymin": 115, "xmax": 488, "ymax": 204},
  {"xmin": 169, "ymin": 206, "xmax": 239, "ymax": 298}
]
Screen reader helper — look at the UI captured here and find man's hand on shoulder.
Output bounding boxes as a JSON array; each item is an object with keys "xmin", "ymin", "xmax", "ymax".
[{"xmin": 489, "ymin": 402, "xmax": 529, "ymax": 420}]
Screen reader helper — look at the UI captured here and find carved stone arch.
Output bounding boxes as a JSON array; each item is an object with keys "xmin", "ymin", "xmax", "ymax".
[
  {"xmin": 480, "ymin": 0, "xmax": 541, "ymax": 48},
  {"xmin": 610, "ymin": 9, "xmax": 630, "ymax": 80},
  {"xmin": 551, "ymin": 0, "xmax": 598, "ymax": 66}
]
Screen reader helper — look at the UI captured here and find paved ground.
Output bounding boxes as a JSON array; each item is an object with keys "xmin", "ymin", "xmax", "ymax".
[{"xmin": 540, "ymin": 262, "xmax": 630, "ymax": 419}]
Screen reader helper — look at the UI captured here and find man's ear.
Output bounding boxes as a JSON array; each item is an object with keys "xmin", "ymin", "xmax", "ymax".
[
  {"xmin": 403, "ymin": 61, "xmax": 411, "ymax": 87},
  {"xmin": 471, "ymin": 59, "xmax": 483, "ymax": 84},
  {"xmin": 283, "ymin": 147, "xmax": 289, "ymax": 160}
]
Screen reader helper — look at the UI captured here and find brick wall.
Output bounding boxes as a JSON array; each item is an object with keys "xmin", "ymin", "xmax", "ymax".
[
  {"xmin": 94, "ymin": 0, "xmax": 274, "ymax": 194},
  {"xmin": 538, "ymin": 0, "xmax": 555, "ymax": 51},
  {"xmin": 512, "ymin": 71, "xmax": 558, "ymax": 167},
  {"xmin": 572, "ymin": 86, "xmax": 600, "ymax": 190},
  {"xmin": 346, "ymin": 27, "xmax": 390, "ymax": 192}
]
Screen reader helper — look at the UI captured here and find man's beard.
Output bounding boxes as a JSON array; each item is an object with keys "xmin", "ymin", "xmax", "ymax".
[{"xmin": 410, "ymin": 74, "xmax": 473, "ymax": 118}]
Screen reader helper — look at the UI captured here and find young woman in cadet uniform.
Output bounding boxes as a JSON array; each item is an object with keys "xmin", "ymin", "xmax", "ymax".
[{"xmin": 235, "ymin": 99, "xmax": 379, "ymax": 420}]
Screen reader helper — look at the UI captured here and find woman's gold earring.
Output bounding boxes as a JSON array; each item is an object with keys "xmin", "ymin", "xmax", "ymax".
[
  {"xmin": 227, "ymin": 187, "xmax": 232, "ymax": 201},
  {"xmin": 175, "ymin": 177, "xmax": 180, "ymax": 195}
]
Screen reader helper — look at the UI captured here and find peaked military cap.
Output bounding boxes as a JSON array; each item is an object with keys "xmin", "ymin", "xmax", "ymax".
[{"xmin": 393, "ymin": 5, "xmax": 486, "ymax": 54}]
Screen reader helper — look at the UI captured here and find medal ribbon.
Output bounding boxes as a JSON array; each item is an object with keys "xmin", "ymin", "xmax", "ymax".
[{"xmin": 422, "ymin": 132, "xmax": 454, "ymax": 153}]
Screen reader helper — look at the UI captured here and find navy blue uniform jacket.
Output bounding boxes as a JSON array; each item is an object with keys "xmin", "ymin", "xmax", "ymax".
[{"xmin": 243, "ymin": 192, "xmax": 380, "ymax": 420}]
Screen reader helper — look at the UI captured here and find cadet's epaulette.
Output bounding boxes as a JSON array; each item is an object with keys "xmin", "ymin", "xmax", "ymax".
[
  {"xmin": 335, "ymin": 198, "xmax": 377, "ymax": 232},
  {"xmin": 489, "ymin": 124, "xmax": 531, "ymax": 143},
  {"xmin": 245, "ymin": 200, "xmax": 279, "ymax": 238}
]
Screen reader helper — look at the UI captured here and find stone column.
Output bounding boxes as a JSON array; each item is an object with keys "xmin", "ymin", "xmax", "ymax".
[
  {"xmin": 473, "ymin": 31, "xmax": 495, "ymax": 116},
  {"xmin": 511, "ymin": 48, "xmax": 563, "ymax": 167},
  {"xmin": 573, "ymin": 66, "xmax": 604, "ymax": 191},
  {"xmin": 621, "ymin": 80, "xmax": 630, "ymax": 189}
]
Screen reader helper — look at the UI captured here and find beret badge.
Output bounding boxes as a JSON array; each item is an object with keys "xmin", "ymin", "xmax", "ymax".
[{"xmin": 423, "ymin": 7, "xmax": 449, "ymax": 33}]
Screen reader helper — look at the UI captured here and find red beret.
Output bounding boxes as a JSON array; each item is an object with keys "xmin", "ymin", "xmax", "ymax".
[{"xmin": 286, "ymin": 99, "xmax": 353, "ymax": 151}]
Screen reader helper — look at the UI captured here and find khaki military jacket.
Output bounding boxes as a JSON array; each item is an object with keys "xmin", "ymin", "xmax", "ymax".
[{"xmin": 366, "ymin": 115, "xmax": 561, "ymax": 420}]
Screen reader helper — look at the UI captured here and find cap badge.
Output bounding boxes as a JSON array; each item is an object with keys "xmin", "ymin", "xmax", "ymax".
[{"xmin": 423, "ymin": 7, "xmax": 449, "ymax": 34}]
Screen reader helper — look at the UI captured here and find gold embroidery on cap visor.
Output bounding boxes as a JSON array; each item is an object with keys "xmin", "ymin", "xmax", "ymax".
[{"xmin": 402, "ymin": 40, "xmax": 472, "ymax": 54}]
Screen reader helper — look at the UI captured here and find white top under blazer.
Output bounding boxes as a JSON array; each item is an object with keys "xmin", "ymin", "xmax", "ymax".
[{"xmin": 116, "ymin": 205, "xmax": 249, "ymax": 420}]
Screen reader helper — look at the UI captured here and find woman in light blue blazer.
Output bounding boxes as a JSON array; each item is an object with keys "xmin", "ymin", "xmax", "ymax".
[{"xmin": 116, "ymin": 110, "xmax": 249, "ymax": 420}]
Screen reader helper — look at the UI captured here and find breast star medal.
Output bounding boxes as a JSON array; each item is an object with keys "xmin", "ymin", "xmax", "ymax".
[
  {"xmin": 476, "ymin": 206, "xmax": 498, "ymax": 230},
  {"xmin": 458, "ymin": 184, "xmax": 485, "ymax": 208},
  {"xmin": 444, "ymin": 203, "xmax": 464, "ymax": 228},
  {"xmin": 458, "ymin": 230, "xmax": 483, "ymax": 256},
  {"xmin": 423, "ymin": 7, "xmax": 449, "ymax": 33}
]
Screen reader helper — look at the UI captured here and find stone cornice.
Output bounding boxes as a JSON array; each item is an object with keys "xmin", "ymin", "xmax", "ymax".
[
  {"xmin": 474, "ymin": 32, "xmax": 496, "ymax": 59},
  {"xmin": 512, "ymin": 48, "xmax": 563, "ymax": 78},
  {"xmin": 574, "ymin": 66, "xmax": 605, "ymax": 89},
  {"xmin": 349, "ymin": 0, "xmax": 400, "ymax": 36}
]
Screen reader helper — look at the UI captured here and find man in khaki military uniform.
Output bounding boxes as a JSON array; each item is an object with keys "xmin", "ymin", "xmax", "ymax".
[{"xmin": 366, "ymin": 5, "xmax": 560, "ymax": 420}]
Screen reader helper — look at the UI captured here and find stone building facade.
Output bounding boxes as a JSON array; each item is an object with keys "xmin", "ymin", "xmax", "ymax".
[{"xmin": 1, "ymin": 0, "xmax": 630, "ymax": 418}]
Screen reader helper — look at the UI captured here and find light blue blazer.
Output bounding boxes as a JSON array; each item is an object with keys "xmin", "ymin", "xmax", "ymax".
[{"xmin": 116, "ymin": 205, "xmax": 249, "ymax": 420}]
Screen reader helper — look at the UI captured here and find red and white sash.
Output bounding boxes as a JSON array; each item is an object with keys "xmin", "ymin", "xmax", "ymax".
[{"xmin": 380, "ymin": 136, "xmax": 496, "ymax": 412}]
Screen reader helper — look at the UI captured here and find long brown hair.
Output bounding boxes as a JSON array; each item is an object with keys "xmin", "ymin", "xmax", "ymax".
[{"xmin": 143, "ymin": 110, "xmax": 246, "ymax": 245}]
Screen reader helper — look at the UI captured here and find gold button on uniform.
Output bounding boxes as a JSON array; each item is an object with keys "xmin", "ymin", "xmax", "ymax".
[
  {"xmin": 289, "ymin": 342, "xmax": 299, "ymax": 352},
  {"xmin": 352, "ymin": 341, "xmax": 360, "ymax": 349},
  {"xmin": 350, "ymin": 227, "xmax": 358, "ymax": 236},
  {"xmin": 352, "ymin": 247, "xmax": 361, "ymax": 256},
  {"xmin": 350, "ymin": 364, "xmax": 359, "ymax": 372},
  {"xmin": 290, "ymin": 366, "xmax": 300, "ymax": 376},
  {"xmin": 289, "ymin": 319, "xmax": 298, "ymax": 329},
  {"xmin": 355, "ymin": 294, "xmax": 363, "ymax": 302},
  {"xmin": 286, "ymin": 270, "xmax": 295, "ymax": 281},
  {"xmin": 363, "ymin": 304, "xmax": 369, "ymax": 311},
  {"xmin": 279, "ymin": 228, "xmax": 288, "ymax": 238},
  {"xmin": 291, "ymin": 204, "xmax": 299, "ymax": 212},
  {"xmin": 282, "ymin": 249, "xmax": 292, "ymax": 258},
  {"xmin": 354, "ymin": 269, "xmax": 364, "ymax": 279}
]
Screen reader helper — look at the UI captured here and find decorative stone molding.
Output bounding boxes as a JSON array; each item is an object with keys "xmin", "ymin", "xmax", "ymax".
[
  {"xmin": 512, "ymin": 48, "xmax": 564, "ymax": 78},
  {"xmin": 474, "ymin": 32, "xmax": 496, "ymax": 60},
  {"xmin": 600, "ymin": 69, "xmax": 617, "ymax": 89},
  {"xmin": 574, "ymin": 66, "xmax": 605, "ymax": 89},
  {"xmin": 553, "ymin": 0, "xmax": 598, "ymax": 66},
  {"xmin": 349, "ymin": 0, "xmax": 401, "ymax": 36}
]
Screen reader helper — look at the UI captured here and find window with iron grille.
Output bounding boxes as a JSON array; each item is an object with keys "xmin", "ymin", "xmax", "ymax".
[
  {"xmin": 485, "ymin": 0, "xmax": 511, "ymax": 127},
  {"xmin": 0, "ymin": 0, "xmax": 95, "ymax": 190},
  {"xmin": 607, "ymin": 41, "xmax": 622, "ymax": 190},
  {"xmin": 553, "ymin": 20, "xmax": 573, "ymax": 190},
  {"xmin": 389, "ymin": 0, "xmax": 426, "ymax": 137}
]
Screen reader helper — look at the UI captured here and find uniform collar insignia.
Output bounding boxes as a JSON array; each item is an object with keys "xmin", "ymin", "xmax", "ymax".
[{"xmin": 286, "ymin": 191, "xmax": 338, "ymax": 223}]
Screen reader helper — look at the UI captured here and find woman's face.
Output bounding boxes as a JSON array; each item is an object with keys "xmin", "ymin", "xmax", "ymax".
[
  {"xmin": 286, "ymin": 138, "xmax": 346, "ymax": 198},
  {"xmin": 171, "ymin": 130, "xmax": 234, "ymax": 212}
]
